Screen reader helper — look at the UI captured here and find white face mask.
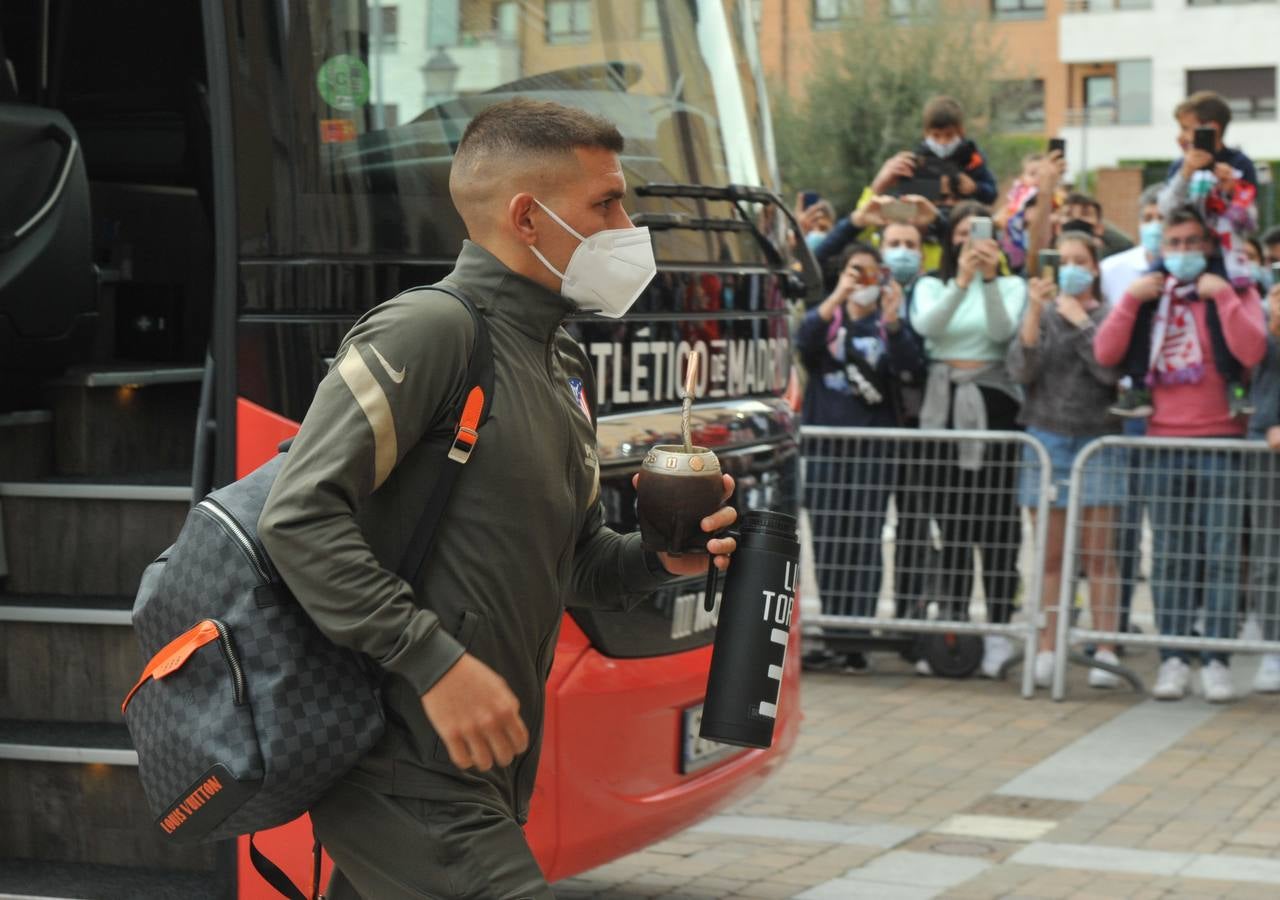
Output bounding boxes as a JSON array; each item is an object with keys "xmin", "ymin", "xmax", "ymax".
[
  {"xmin": 528, "ymin": 199, "xmax": 657, "ymax": 318},
  {"xmin": 925, "ymin": 137, "xmax": 962, "ymax": 158},
  {"xmin": 850, "ymin": 285, "xmax": 881, "ymax": 308}
]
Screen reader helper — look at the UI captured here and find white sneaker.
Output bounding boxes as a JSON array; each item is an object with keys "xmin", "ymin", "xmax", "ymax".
[
  {"xmin": 1152, "ymin": 657, "xmax": 1190, "ymax": 700},
  {"xmin": 1033, "ymin": 650, "xmax": 1055, "ymax": 688},
  {"xmin": 1202, "ymin": 660, "xmax": 1234, "ymax": 703},
  {"xmin": 1089, "ymin": 649, "xmax": 1122, "ymax": 689},
  {"xmin": 980, "ymin": 634, "xmax": 1014, "ymax": 679},
  {"xmin": 1254, "ymin": 654, "xmax": 1280, "ymax": 693},
  {"xmin": 915, "ymin": 658, "xmax": 934, "ymax": 677}
]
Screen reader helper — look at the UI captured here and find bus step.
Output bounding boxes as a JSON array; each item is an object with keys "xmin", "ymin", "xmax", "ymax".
[
  {"xmin": 0, "ymin": 858, "xmax": 230, "ymax": 899},
  {"xmin": 43, "ymin": 367, "xmax": 202, "ymax": 479},
  {"xmin": 0, "ymin": 481, "xmax": 189, "ymax": 596},
  {"xmin": 0, "ymin": 598, "xmax": 138, "ymax": 724},
  {"xmin": 0, "ymin": 720, "xmax": 136, "ymax": 766}
]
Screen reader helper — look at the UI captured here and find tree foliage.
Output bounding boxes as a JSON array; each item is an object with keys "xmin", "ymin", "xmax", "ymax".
[{"xmin": 771, "ymin": 12, "xmax": 1034, "ymax": 212}]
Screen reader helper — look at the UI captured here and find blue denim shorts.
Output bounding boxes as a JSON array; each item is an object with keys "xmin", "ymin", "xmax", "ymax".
[{"xmin": 1020, "ymin": 427, "xmax": 1125, "ymax": 510}]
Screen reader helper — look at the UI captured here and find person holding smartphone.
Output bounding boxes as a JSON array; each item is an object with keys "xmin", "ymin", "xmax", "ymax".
[
  {"xmin": 1158, "ymin": 91, "xmax": 1258, "ymax": 296},
  {"xmin": 911, "ymin": 203, "xmax": 1027, "ymax": 677},
  {"xmin": 1008, "ymin": 233, "xmax": 1124, "ymax": 689},
  {"xmin": 797, "ymin": 243, "xmax": 926, "ymax": 668}
]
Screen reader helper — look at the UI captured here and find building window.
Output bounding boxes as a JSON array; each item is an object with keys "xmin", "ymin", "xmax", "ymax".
[
  {"xmin": 493, "ymin": 1, "xmax": 518, "ymax": 40},
  {"xmin": 812, "ymin": 0, "xmax": 861, "ymax": 28},
  {"xmin": 1116, "ymin": 60, "xmax": 1152, "ymax": 124},
  {"xmin": 993, "ymin": 79, "xmax": 1046, "ymax": 131},
  {"xmin": 640, "ymin": 0, "xmax": 661, "ymax": 37},
  {"xmin": 889, "ymin": 0, "xmax": 939, "ymax": 19},
  {"xmin": 1065, "ymin": 0, "xmax": 1153, "ymax": 10},
  {"xmin": 991, "ymin": 0, "xmax": 1046, "ymax": 20},
  {"xmin": 376, "ymin": 5, "xmax": 398, "ymax": 50},
  {"xmin": 1187, "ymin": 67, "xmax": 1277, "ymax": 121},
  {"xmin": 547, "ymin": 0, "xmax": 592, "ymax": 43}
]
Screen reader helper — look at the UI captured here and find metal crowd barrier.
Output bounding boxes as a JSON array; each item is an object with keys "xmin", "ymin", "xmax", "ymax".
[
  {"xmin": 800, "ymin": 427, "xmax": 1053, "ymax": 699},
  {"xmin": 1051, "ymin": 436, "xmax": 1279, "ymax": 700}
]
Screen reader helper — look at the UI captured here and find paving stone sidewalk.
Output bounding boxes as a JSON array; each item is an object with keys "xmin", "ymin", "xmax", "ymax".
[{"xmin": 555, "ymin": 650, "xmax": 1280, "ymax": 900}]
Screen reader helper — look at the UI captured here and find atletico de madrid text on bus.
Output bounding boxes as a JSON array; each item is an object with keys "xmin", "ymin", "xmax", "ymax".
[{"xmin": 587, "ymin": 336, "xmax": 791, "ymax": 405}]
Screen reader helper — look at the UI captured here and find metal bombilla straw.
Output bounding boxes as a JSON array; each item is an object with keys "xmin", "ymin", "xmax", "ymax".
[{"xmin": 681, "ymin": 353, "xmax": 719, "ymax": 614}]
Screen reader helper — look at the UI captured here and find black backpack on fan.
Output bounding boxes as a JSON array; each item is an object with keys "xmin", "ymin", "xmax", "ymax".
[{"xmin": 120, "ymin": 285, "xmax": 493, "ymax": 899}]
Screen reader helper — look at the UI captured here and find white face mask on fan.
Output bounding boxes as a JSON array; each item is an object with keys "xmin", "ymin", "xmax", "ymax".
[{"xmin": 528, "ymin": 199, "xmax": 657, "ymax": 318}]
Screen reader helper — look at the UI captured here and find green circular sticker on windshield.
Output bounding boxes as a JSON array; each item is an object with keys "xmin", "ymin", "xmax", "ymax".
[{"xmin": 316, "ymin": 54, "xmax": 371, "ymax": 111}]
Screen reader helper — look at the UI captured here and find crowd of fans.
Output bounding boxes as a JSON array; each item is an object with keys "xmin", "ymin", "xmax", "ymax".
[{"xmin": 796, "ymin": 90, "xmax": 1280, "ymax": 703}]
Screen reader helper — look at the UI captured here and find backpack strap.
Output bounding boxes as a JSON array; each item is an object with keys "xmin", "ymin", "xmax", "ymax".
[
  {"xmin": 248, "ymin": 830, "xmax": 319, "ymax": 900},
  {"xmin": 394, "ymin": 283, "xmax": 494, "ymax": 586}
]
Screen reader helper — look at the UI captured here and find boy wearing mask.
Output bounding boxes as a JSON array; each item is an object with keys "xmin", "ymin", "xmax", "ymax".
[{"xmin": 868, "ymin": 96, "xmax": 997, "ymax": 210}]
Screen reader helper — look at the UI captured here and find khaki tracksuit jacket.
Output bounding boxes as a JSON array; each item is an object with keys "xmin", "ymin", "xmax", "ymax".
[{"xmin": 259, "ymin": 241, "xmax": 673, "ymax": 823}]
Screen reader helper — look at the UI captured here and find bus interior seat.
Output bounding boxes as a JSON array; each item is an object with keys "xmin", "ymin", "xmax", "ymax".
[
  {"xmin": 53, "ymin": 1, "xmax": 213, "ymax": 364},
  {"xmin": 0, "ymin": 101, "xmax": 97, "ymax": 373}
]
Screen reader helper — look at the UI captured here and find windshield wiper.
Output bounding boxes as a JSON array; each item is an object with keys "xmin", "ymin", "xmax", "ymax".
[{"xmin": 635, "ymin": 183, "xmax": 822, "ymax": 305}]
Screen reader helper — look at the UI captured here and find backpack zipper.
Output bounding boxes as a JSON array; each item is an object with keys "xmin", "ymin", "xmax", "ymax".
[
  {"xmin": 197, "ymin": 498, "xmax": 272, "ymax": 583},
  {"xmin": 210, "ymin": 619, "xmax": 247, "ymax": 706}
]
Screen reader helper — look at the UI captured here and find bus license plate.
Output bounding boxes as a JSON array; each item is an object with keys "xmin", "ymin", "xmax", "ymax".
[{"xmin": 681, "ymin": 703, "xmax": 744, "ymax": 774}]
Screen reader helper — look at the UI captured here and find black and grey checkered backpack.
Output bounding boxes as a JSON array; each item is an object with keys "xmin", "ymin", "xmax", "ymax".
[{"xmin": 120, "ymin": 286, "xmax": 493, "ymax": 898}]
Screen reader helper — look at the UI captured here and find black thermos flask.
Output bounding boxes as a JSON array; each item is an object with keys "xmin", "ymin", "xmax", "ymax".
[{"xmin": 699, "ymin": 510, "xmax": 800, "ymax": 749}]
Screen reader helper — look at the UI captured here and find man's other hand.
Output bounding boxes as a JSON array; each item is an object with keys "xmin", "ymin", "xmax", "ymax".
[
  {"xmin": 421, "ymin": 653, "xmax": 529, "ymax": 772},
  {"xmin": 1182, "ymin": 148, "xmax": 1214, "ymax": 177},
  {"xmin": 633, "ymin": 473, "xmax": 738, "ymax": 574},
  {"xmin": 1196, "ymin": 272, "xmax": 1231, "ymax": 299},
  {"xmin": 871, "ymin": 152, "xmax": 916, "ymax": 194}
]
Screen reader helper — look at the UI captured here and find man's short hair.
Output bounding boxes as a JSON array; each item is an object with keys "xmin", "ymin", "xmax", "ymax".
[
  {"xmin": 1166, "ymin": 204, "xmax": 1209, "ymax": 234},
  {"xmin": 1062, "ymin": 192, "xmax": 1102, "ymax": 220},
  {"xmin": 1138, "ymin": 184, "xmax": 1162, "ymax": 214},
  {"xmin": 1175, "ymin": 91, "xmax": 1232, "ymax": 134},
  {"xmin": 923, "ymin": 96, "xmax": 965, "ymax": 131},
  {"xmin": 1262, "ymin": 225, "xmax": 1280, "ymax": 248},
  {"xmin": 453, "ymin": 99, "xmax": 624, "ymax": 172}
]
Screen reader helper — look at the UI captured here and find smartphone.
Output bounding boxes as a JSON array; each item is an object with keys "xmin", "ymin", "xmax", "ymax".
[
  {"xmin": 893, "ymin": 177, "xmax": 944, "ymax": 203},
  {"xmin": 801, "ymin": 190, "xmax": 821, "ymax": 210},
  {"xmin": 1038, "ymin": 249, "xmax": 1060, "ymax": 283},
  {"xmin": 1272, "ymin": 261, "xmax": 1280, "ymax": 285},
  {"xmin": 969, "ymin": 216, "xmax": 993, "ymax": 243},
  {"xmin": 1048, "ymin": 137, "xmax": 1066, "ymax": 156},
  {"xmin": 881, "ymin": 199, "xmax": 915, "ymax": 223},
  {"xmin": 1194, "ymin": 126, "xmax": 1216, "ymax": 154}
]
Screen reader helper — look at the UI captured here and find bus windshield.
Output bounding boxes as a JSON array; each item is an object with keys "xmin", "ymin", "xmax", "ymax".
[{"xmin": 260, "ymin": 0, "xmax": 776, "ymax": 265}]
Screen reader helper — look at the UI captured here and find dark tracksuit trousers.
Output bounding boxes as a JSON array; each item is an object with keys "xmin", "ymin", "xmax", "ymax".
[{"xmin": 917, "ymin": 386, "xmax": 1022, "ymax": 624}]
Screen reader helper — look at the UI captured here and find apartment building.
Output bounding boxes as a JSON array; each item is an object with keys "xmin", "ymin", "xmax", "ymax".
[
  {"xmin": 1057, "ymin": 0, "xmax": 1278, "ymax": 179},
  {"xmin": 755, "ymin": 0, "xmax": 1068, "ymax": 135}
]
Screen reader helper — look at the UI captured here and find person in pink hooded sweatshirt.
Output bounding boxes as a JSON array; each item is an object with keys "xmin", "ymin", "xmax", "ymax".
[{"xmin": 1094, "ymin": 205, "xmax": 1266, "ymax": 703}]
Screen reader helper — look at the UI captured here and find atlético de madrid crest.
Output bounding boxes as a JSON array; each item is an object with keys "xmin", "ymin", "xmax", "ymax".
[{"xmin": 567, "ymin": 377, "xmax": 591, "ymax": 421}]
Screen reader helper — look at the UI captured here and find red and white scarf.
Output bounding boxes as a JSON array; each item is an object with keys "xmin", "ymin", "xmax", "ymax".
[{"xmin": 1147, "ymin": 276, "xmax": 1204, "ymax": 386}]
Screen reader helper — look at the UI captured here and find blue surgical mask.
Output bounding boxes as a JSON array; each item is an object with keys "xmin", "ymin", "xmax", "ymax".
[
  {"xmin": 1254, "ymin": 264, "xmax": 1272, "ymax": 291},
  {"xmin": 883, "ymin": 246, "xmax": 922, "ymax": 283},
  {"xmin": 1164, "ymin": 251, "xmax": 1207, "ymax": 283},
  {"xmin": 1139, "ymin": 220, "xmax": 1163, "ymax": 256},
  {"xmin": 1058, "ymin": 264, "xmax": 1094, "ymax": 297},
  {"xmin": 805, "ymin": 230, "xmax": 829, "ymax": 251}
]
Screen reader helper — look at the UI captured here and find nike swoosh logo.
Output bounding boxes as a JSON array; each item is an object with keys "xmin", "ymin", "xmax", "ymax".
[{"xmin": 369, "ymin": 345, "xmax": 405, "ymax": 383}]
